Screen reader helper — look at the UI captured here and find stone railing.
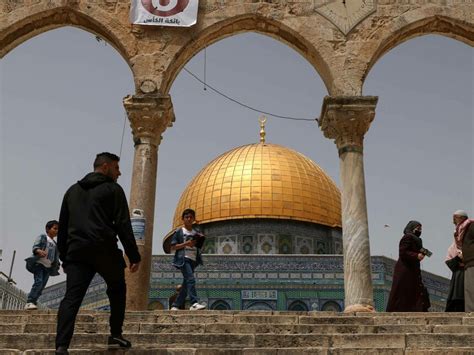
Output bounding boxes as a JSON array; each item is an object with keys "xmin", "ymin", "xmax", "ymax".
[{"xmin": 0, "ymin": 278, "xmax": 27, "ymax": 310}]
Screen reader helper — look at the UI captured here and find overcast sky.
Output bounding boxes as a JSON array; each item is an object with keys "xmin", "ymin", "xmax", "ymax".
[{"xmin": 0, "ymin": 27, "xmax": 472, "ymax": 292}]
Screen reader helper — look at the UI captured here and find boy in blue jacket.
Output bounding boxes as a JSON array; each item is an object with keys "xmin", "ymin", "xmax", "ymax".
[
  {"xmin": 25, "ymin": 220, "xmax": 60, "ymax": 310},
  {"xmin": 170, "ymin": 209, "xmax": 206, "ymax": 310}
]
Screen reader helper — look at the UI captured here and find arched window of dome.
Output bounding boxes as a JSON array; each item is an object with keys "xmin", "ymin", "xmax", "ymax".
[
  {"xmin": 210, "ymin": 300, "xmax": 231, "ymax": 310},
  {"xmin": 288, "ymin": 300, "xmax": 309, "ymax": 312},
  {"xmin": 148, "ymin": 300, "xmax": 164, "ymax": 311},
  {"xmin": 245, "ymin": 301, "xmax": 274, "ymax": 311},
  {"xmin": 321, "ymin": 301, "xmax": 342, "ymax": 312}
]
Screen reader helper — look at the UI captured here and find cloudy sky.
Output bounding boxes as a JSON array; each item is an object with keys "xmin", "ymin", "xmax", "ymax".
[{"xmin": 0, "ymin": 26, "xmax": 472, "ymax": 293}]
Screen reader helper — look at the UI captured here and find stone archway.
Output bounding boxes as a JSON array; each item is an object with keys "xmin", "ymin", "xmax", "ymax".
[
  {"xmin": 360, "ymin": 14, "xmax": 474, "ymax": 89},
  {"xmin": 0, "ymin": 3, "xmax": 136, "ymax": 67},
  {"xmin": 158, "ymin": 14, "xmax": 335, "ymax": 96}
]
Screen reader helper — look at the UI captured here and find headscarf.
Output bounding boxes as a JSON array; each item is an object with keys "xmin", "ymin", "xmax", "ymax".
[
  {"xmin": 403, "ymin": 220, "xmax": 423, "ymax": 250},
  {"xmin": 453, "ymin": 210, "xmax": 468, "ymax": 218},
  {"xmin": 455, "ymin": 218, "xmax": 474, "ymax": 247},
  {"xmin": 403, "ymin": 220, "xmax": 422, "ymax": 235}
]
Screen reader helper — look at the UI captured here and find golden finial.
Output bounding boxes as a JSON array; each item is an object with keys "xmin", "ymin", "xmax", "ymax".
[{"xmin": 259, "ymin": 115, "xmax": 267, "ymax": 143}]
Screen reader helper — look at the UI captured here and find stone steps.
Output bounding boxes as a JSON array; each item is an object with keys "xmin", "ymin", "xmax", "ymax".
[
  {"xmin": 0, "ymin": 311, "xmax": 472, "ymax": 354},
  {"xmin": 1, "ymin": 349, "xmax": 474, "ymax": 355},
  {"xmin": 2, "ymin": 322, "xmax": 474, "ymax": 334},
  {"xmin": 2, "ymin": 332, "xmax": 474, "ymax": 350}
]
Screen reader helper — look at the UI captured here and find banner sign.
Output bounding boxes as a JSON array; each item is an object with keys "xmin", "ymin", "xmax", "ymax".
[{"xmin": 130, "ymin": 0, "xmax": 199, "ymax": 27}]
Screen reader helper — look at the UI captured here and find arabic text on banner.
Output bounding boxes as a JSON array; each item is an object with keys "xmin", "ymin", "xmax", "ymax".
[{"xmin": 130, "ymin": 0, "xmax": 199, "ymax": 27}]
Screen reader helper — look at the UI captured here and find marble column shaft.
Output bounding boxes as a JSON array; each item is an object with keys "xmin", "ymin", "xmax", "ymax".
[
  {"xmin": 123, "ymin": 94, "xmax": 174, "ymax": 311},
  {"xmin": 319, "ymin": 96, "xmax": 378, "ymax": 312}
]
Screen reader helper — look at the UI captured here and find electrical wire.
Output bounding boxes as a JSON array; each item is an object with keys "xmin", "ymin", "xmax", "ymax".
[{"xmin": 183, "ymin": 67, "xmax": 317, "ymax": 122}]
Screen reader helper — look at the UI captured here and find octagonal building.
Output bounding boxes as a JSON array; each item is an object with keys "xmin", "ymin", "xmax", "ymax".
[{"xmin": 163, "ymin": 142, "xmax": 343, "ymax": 256}]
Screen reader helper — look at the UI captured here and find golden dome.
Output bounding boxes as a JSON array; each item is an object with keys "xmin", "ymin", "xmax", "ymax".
[{"xmin": 171, "ymin": 143, "xmax": 341, "ymax": 229}]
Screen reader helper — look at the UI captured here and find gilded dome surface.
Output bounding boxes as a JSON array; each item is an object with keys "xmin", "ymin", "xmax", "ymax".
[{"xmin": 172, "ymin": 143, "xmax": 341, "ymax": 229}]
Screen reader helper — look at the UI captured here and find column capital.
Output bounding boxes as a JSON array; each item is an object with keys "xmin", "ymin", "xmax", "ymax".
[
  {"xmin": 318, "ymin": 96, "xmax": 378, "ymax": 155},
  {"xmin": 123, "ymin": 94, "xmax": 175, "ymax": 147}
]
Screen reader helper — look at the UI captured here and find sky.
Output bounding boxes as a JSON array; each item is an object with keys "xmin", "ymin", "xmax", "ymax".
[{"xmin": 0, "ymin": 27, "xmax": 473, "ymax": 293}]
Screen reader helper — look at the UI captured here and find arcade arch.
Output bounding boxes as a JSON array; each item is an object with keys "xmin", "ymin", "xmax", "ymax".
[
  {"xmin": 1, "ymin": 26, "xmax": 135, "ymax": 292},
  {"xmin": 363, "ymin": 34, "xmax": 473, "ymax": 280},
  {"xmin": 360, "ymin": 15, "xmax": 474, "ymax": 88},
  {"xmin": 0, "ymin": 5, "xmax": 136, "ymax": 67},
  {"xmin": 159, "ymin": 14, "xmax": 335, "ymax": 96}
]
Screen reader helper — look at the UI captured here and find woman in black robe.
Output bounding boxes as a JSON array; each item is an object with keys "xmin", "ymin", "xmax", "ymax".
[{"xmin": 386, "ymin": 220, "xmax": 430, "ymax": 312}]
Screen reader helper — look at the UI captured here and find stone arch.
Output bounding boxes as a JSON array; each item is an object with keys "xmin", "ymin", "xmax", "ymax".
[
  {"xmin": 0, "ymin": 4, "xmax": 136, "ymax": 69},
  {"xmin": 160, "ymin": 14, "xmax": 334, "ymax": 95},
  {"xmin": 361, "ymin": 15, "xmax": 474, "ymax": 86}
]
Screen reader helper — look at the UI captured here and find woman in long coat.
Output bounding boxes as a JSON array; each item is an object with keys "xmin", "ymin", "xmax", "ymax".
[
  {"xmin": 445, "ymin": 244, "xmax": 464, "ymax": 311},
  {"xmin": 386, "ymin": 220, "xmax": 430, "ymax": 312},
  {"xmin": 445, "ymin": 217, "xmax": 465, "ymax": 312}
]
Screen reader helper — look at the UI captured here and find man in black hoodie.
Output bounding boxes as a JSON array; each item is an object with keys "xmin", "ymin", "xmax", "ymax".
[{"xmin": 55, "ymin": 152, "xmax": 141, "ymax": 355}]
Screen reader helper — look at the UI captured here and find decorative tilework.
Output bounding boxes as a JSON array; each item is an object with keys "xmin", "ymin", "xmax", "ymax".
[
  {"xmin": 41, "ymin": 255, "xmax": 449, "ymax": 312},
  {"xmin": 279, "ymin": 234, "xmax": 292, "ymax": 254},
  {"xmin": 257, "ymin": 234, "xmax": 276, "ymax": 254},
  {"xmin": 241, "ymin": 235, "xmax": 254, "ymax": 254},
  {"xmin": 202, "ymin": 237, "xmax": 216, "ymax": 254},
  {"xmin": 217, "ymin": 235, "xmax": 238, "ymax": 254},
  {"xmin": 316, "ymin": 240, "xmax": 326, "ymax": 254},
  {"xmin": 295, "ymin": 236, "xmax": 313, "ymax": 254}
]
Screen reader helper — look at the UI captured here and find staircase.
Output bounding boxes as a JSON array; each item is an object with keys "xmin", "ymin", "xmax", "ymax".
[{"xmin": 0, "ymin": 310, "xmax": 473, "ymax": 354}]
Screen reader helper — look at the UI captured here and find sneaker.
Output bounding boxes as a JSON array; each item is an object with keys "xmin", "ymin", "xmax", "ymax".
[
  {"xmin": 190, "ymin": 302, "xmax": 206, "ymax": 310},
  {"xmin": 108, "ymin": 335, "xmax": 132, "ymax": 349},
  {"xmin": 25, "ymin": 302, "xmax": 37, "ymax": 310},
  {"xmin": 170, "ymin": 306, "xmax": 180, "ymax": 311},
  {"xmin": 55, "ymin": 346, "xmax": 69, "ymax": 355}
]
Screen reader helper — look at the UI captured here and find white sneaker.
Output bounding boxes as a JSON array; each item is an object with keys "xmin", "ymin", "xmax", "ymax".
[
  {"xmin": 25, "ymin": 303, "xmax": 37, "ymax": 310},
  {"xmin": 190, "ymin": 302, "xmax": 206, "ymax": 310},
  {"xmin": 170, "ymin": 307, "xmax": 179, "ymax": 311}
]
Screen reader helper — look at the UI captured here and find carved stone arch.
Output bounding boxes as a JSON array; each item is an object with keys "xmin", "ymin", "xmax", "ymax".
[
  {"xmin": 0, "ymin": 3, "xmax": 137, "ymax": 70},
  {"xmin": 361, "ymin": 14, "xmax": 474, "ymax": 88},
  {"xmin": 159, "ymin": 14, "xmax": 335, "ymax": 95}
]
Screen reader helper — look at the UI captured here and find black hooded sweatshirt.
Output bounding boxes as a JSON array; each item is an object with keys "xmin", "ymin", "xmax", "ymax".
[{"xmin": 57, "ymin": 172, "xmax": 141, "ymax": 265}]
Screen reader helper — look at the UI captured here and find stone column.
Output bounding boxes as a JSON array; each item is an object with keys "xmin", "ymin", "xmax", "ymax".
[
  {"xmin": 123, "ymin": 94, "xmax": 175, "ymax": 311},
  {"xmin": 319, "ymin": 96, "xmax": 378, "ymax": 313}
]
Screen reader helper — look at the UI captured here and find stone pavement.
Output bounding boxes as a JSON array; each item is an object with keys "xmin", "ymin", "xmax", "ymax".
[{"xmin": 0, "ymin": 310, "xmax": 473, "ymax": 354}]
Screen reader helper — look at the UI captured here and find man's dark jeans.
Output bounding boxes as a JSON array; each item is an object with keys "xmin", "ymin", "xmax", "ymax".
[
  {"xmin": 173, "ymin": 258, "xmax": 198, "ymax": 307},
  {"xmin": 27, "ymin": 263, "xmax": 50, "ymax": 304},
  {"xmin": 55, "ymin": 253, "xmax": 126, "ymax": 349}
]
